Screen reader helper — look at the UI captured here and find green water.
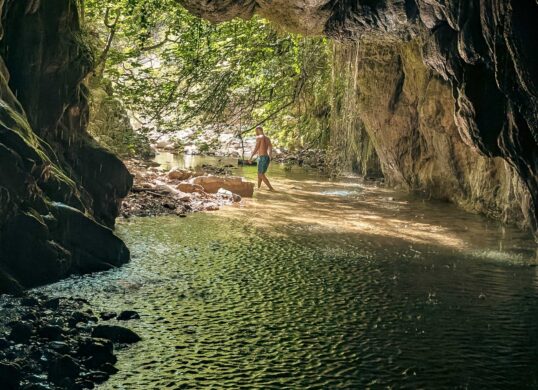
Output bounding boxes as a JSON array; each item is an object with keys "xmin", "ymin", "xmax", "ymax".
[{"xmin": 41, "ymin": 154, "xmax": 538, "ymax": 389}]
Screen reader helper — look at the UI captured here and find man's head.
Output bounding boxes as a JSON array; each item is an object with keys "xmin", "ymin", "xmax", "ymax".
[{"xmin": 255, "ymin": 126, "xmax": 264, "ymax": 136}]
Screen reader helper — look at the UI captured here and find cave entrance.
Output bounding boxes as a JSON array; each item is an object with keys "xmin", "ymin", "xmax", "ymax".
[{"xmin": 1, "ymin": 1, "xmax": 538, "ymax": 389}]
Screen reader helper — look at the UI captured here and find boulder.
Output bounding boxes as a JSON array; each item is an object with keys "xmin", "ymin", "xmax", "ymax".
[
  {"xmin": 190, "ymin": 176, "xmax": 254, "ymax": 197},
  {"xmin": 8, "ymin": 321, "xmax": 33, "ymax": 344},
  {"xmin": 38, "ymin": 325, "xmax": 64, "ymax": 341},
  {"xmin": 92, "ymin": 325, "xmax": 141, "ymax": 344},
  {"xmin": 217, "ymin": 188, "xmax": 241, "ymax": 203},
  {"xmin": 167, "ymin": 168, "xmax": 192, "ymax": 181},
  {"xmin": 48, "ymin": 355, "xmax": 80, "ymax": 384},
  {"xmin": 0, "ymin": 0, "xmax": 133, "ymax": 294},
  {"xmin": 177, "ymin": 183, "xmax": 204, "ymax": 193},
  {"xmin": 0, "ymin": 362, "xmax": 21, "ymax": 389}
]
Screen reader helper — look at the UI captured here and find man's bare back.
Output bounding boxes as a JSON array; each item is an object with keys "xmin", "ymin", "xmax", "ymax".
[{"xmin": 257, "ymin": 135, "xmax": 271, "ymax": 156}]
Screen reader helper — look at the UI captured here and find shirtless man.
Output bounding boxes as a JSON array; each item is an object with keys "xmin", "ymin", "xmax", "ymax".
[{"xmin": 249, "ymin": 126, "xmax": 275, "ymax": 191}]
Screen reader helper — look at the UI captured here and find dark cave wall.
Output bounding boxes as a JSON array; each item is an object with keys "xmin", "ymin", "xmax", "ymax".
[
  {"xmin": 0, "ymin": 0, "xmax": 132, "ymax": 294},
  {"xmin": 181, "ymin": 0, "xmax": 538, "ymax": 237}
]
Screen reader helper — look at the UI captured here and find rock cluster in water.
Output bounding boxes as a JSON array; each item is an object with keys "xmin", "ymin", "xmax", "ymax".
[
  {"xmin": 121, "ymin": 159, "xmax": 248, "ymax": 218},
  {"xmin": 0, "ymin": 293, "xmax": 141, "ymax": 389}
]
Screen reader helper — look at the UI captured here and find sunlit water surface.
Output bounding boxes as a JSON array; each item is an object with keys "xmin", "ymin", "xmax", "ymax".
[{"xmin": 41, "ymin": 153, "xmax": 538, "ymax": 389}]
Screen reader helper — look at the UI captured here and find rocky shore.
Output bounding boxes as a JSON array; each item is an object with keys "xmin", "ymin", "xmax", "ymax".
[
  {"xmin": 0, "ymin": 293, "xmax": 141, "ymax": 389},
  {"xmin": 121, "ymin": 159, "xmax": 254, "ymax": 218},
  {"xmin": 272, "ymin": 149, "xmax": 326, "ymax": 171}
]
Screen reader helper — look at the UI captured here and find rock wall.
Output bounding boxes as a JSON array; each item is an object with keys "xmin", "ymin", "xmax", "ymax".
[
  {"xmin": 0, "ymin": 0, "xmax": 132, "ymax": 294},
  {"xmin": 325, "ymin": 43, "xmax": 382, "ymax": 178},
  {"xmin": 334, "ymin": 39, "xmax": 530, "ymax": 226},
  {"xmin": 181, "ymin": 0, "xmax": 538, "ymax": 238}
]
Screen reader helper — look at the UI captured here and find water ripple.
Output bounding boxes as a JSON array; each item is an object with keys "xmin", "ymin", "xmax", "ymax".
[{"xmin": 37, "ymin": 213, "xmax": 538, "ymax": 389}]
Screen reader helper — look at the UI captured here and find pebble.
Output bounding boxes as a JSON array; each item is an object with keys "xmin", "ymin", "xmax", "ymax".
[
  {"xmin": 22, "ymin": 384, "xmax": 49, "ymax": 390},
  {"xmin": 0, "ymin": 338, "xmax": 11, "ymax": 349},
  {"xmin": 69, "ymin": 311, "xmax": 98, "ymax": 327},
  {"xmin": 42, "ymin": 298, "xmax": 61, "ymax": 310},
  {"xmin": 46, "ymin": 341, "xmax": 70, "ymax": 354},
  {"xmin": 20, "ymin": 297, "xmax": 39, "ymax": 307}
]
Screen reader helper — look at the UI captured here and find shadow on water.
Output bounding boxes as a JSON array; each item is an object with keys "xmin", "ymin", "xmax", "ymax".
[{"xmin": 39, "ymin": 154, "xmax": 538, "ymax": 389}]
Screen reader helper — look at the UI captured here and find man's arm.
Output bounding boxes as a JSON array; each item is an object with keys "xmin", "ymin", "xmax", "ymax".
[
  {"xmin": 267, "ymin": 138, "xmax": 273, "ymax": 159},
  {"xmin": 249, "ymin": 138, "xmax": 260, "ymax": 161}
]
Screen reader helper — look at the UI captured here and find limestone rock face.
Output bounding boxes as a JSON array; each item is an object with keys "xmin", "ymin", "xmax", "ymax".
[
  {"xmin": 0, "ymin": 0, "xmax": 132, "ymax": 293},
  {"xmin": 180, "ymin": 0, "xmax": 331, "ymax": 34},
  {"xmin": 333, "ymin": 39, "xmax": 530, "ymax": 227},
  {"xmin": 181, "ymin": 0, "xmax": 538, "ymax": 237},
  {"xmin": 191, "ymin": 176, "xmax": 255, "ymax": 197}
]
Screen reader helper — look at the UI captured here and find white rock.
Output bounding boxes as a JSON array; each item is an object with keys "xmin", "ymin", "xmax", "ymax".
[{"xmin": 217, "ymin": 188, "xmax": 233, "ymax": 197}]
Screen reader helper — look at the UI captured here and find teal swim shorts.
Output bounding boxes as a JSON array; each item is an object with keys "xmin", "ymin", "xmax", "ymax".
[{"xmin": 258, "ymin": 155, "xmax": 270, "ymax": 174}]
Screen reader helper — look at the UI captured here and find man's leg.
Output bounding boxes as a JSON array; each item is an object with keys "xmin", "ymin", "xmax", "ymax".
[
  {"xmin": 257, "ymin": 173, "xmax": 263, "ymax": 188},
  {"xmin": 261, "ymin": 174, "xmax": 275, "ymax": 191}
]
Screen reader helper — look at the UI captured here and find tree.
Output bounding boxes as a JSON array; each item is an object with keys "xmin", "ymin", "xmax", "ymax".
[{"xmin": 84, "ymin": 0, "xmax": 332, "ymax": 150}]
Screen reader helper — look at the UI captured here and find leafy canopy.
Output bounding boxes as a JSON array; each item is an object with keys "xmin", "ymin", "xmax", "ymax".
[{"xmin": 84, "ymin": 0, "xmax": 332, "ymax": 148}]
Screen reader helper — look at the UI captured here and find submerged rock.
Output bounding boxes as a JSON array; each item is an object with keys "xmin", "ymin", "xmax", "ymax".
[
  {"xmin": 47, "ymin": 355, "xmax": 80, "ymax": 384},
  {"xmin": 99, "ymin": 312, "xmax": 117, "ymax": 321},
  {"xmin": 92, "ymin": 325, "xmax": 141, "ymax": 344},
  {"xmin": 117, "ymin": 310, "xmax": 140, "ymax": 321}
]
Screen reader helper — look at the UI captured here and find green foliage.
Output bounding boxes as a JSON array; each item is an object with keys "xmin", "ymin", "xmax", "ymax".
[
  {"xmin": 83, "ymin": 0, "xmax": 332, "ymax": 150},
  {"xmin": 86, "ymin": 76, "xmax": 153, "ymax": 158}
]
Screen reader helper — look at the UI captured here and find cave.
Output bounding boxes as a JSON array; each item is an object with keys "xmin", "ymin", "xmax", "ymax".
[
  {"xmin": 0, "ymin": 1, "xmax": 537, "ymax": 388},
  {"xmin": 0, "ymin": 0, "xmax": 536, "ymax": 293}
]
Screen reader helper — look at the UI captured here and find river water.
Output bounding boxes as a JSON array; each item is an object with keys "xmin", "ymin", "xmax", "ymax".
[{"xmin": 41, "ymin": 154, "xmax": 538, "ymax": 389}]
